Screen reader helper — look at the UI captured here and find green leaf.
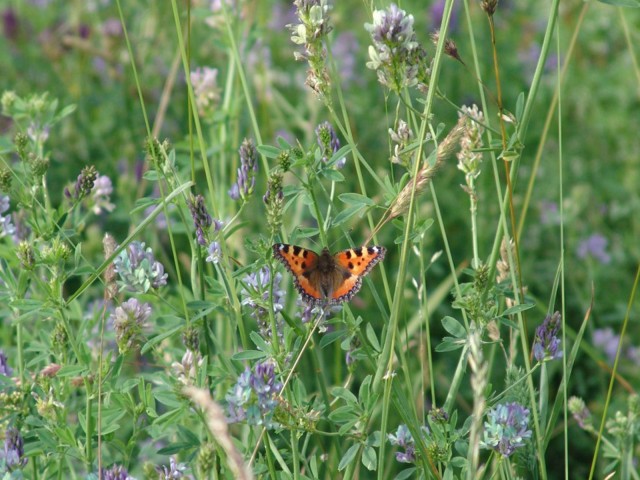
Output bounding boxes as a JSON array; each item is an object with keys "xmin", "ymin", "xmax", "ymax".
[
  {"xmin": 332, "ymin": 204, "xmax": 365, "ymax": 227},
  {"xmin": 443, "ymin": 466, "xmax": 454, "ymax": 480},
  {"xmin": 294, "ymin": 227, "xmax": 320, "ymax": 238},
  {"xmin": 276, "ymin": 136, "xmax": 292, "ymax": 150},
  {"xmin": 441, "ymin": 316, "xmax": 466, "ymax": 338},
  {"xmin": 57, "ymin": 365, "xmax": 88, "ymax": 377},
  {"xmin": 328, "ymin": 144, "xmax": 352, "ymax": 165},
  {"xmin": 319, "ymin": 329, "xmax": 347, "ymax": 348},
  {"xmin": 515, "ymin": 92, "xmax": 525, "ymax": 121},
  {"xmin": 338, "ymin": 444, "xmax": 360, "ymax": 471},
  {"xmin": 365, "ymin": 323, "xmax": 381, "ymax": 352},
  {"xmin": 56, "ymin": 103, "xmax": 77, "ymax": 120},
  {"xmin": 157, "ymin": 442, "xmax": 198, "ymax": 455},
  {"xmin": 250, "ymin": 331, "xmax": 271, "ymax": 353},
  {"xmin": 501, "ymin": 303, "xmax": 535, "ymax": 316},
  {"xmin": 359, "ymin": 376, "xmax": 372, "ymax": 407},
  {"xmin": 143, "ymin": 169, "xmax": 160, "ymax": 181},
  {"xmin": 329, "ymin": 406, "xmax": 360, "ymax": 423},
  {"xmin": 232, "ymin": 350, "xmax": 267, "ymax": 361},
  {"xmin": 597, "ymin": 0, "xmax": 639, "ymax": 6},
  {"xmin": 451, "ymin": 456, "xmax": 468, "ymax": 468},
  {"xmin": 257, "ymin": 144, "xmax": 281, "ymax": 158},
  {"xmin": 339, "ymin": 193, "xmax": 376, "ymax": 206},
  {"xmin": 436, "ymin": 337, "xmax": 465, "ymax": 352},
  {"xmin": 361, "ymin": 445, "xmax": 377, "ymax": 471},
  {"xmin": 395, "ymin": 468, "xmax": 417, "ymax": 480},
  {"xmin": 321, "ymin": 168, "xmax": 345, "ymax": 182},
  {"xmin": 331, "ymin": 386, "xmax": 358, "ymax": 404},
  {"xmin": 187, "ymin": 300, "xmax": 219, "ymax": 310},
  {"xmin": 141, "ymin": 325, "xmax": 182, "ymax": 355},
  {"xmin": 154, "ymin": 406, "xmax": 188, "ymax": 426},
  {"xmin": 154, "ymin": 389, "xmax": 183, "ymax": 409}
]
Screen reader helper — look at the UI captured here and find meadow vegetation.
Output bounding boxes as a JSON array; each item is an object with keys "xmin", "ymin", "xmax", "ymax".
[{"xmin": 1, "ymin": 0, "xmax": 639, "ymax": 478}]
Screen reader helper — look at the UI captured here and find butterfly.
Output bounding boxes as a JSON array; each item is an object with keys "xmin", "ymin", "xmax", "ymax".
[{"xmin": 273, "ymin": 244, "xmax": 386, "ymax": 305}]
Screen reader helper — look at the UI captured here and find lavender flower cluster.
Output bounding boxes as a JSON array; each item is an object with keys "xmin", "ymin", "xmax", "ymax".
[
  {"xmin": 113, "ymin": 241, "xmax": 168, "ymax": 293},
  {"xmin": 365, "ymin": 4, "xmax": 428, "ymax": 92},
  {"xmin": 388, "ymin": 424, "xmax": 428, "ymax": 463},
  {"xmin": 481, "ymin": 402, "xmax": 532, "ymax": 457},
  {"xmin": 0, "ymin": 195, "xmax": 16, "ymax": 240},
  {"xmin": 289, "ymin": 0, "xmax": 333, "ymax": 99},
  {"xmin": 241, "ymin": 267, "xmax": 285, "ymax": 341},
  {"xmin": 229, "ymin": 138, "xmax": 258, "ymax": 201},
  {"xmin": 532, "ymin": 311, "xmax": 563, "ymax": 362},
  {"xmin": 188, "ymin": 194, "xmax": 222, "ymax": 247},
  {"xmin": 2, "ymin": 426, "xmax": 27, "ymax": 470},
  {"xmin": 226, "ymin": 361, "xmax": 283, "ymax": 429}
]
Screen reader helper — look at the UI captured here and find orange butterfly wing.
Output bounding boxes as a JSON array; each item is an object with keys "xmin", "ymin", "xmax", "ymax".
[
  {"xmin": 273, "ymin": 244, "xmax": 323, "ymax": 303},
  {"xmin": 331, "ymin": 246, "xmax": 386, "ymax": 302},
  {"xmin": 273, "ymin": 244, "xmax": 386, "ymax": 305}
]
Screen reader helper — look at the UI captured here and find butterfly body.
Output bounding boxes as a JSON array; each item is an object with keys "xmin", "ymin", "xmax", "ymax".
[{"xmin": 273, "ymin": 244, "xmax": 386, "ymax": 305}]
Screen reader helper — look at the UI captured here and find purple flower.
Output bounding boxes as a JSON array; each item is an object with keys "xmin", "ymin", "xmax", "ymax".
[
  {"xmin": 388, "ymin": 424, "xmax": 429, "ymax": 464},
  {"xmin": 188, "ymin": 194, "xmax": 213, "ymax": 246},
  {"xmin": 481, "ymin": 402, "xmax": 532, "ymax": 457},
  {"xmin": 205, "ymin": 241, "xmax": 222, "ymax": 264},
  {"xmin": 11, "ymin": 210, "xmax": 30, "ymax": 243},
  {"xmin": 533, "ymin": 311, "xmax": 563, "ymax": 361},
  {"xmin": 0, "ymin": 194, "xmax": 15, "ymax": 239},
  {"xmin": 3, "ymin": 427, "xmax": 27, "ymax": 469},
  {"xmin": 627, "ymin": 346, "xmax": 640, "ymax": 366},
  {"xmin": 0, "ymin": 349, "xmax": 12, "ymax": 376},
  {"xmin": 111, "ymin": 298, "xmax": 152, "ymax": 354},
  {"xmin": 226, "ymin": 361, "xmax": 282, "ymax": 428},
  {"xmin": 102, "ymin": 18, "xmax": 123, "ymax": 37},
  {"xmin": 2, "ymin": 8, "xmax": 19, "ymax": 42},
  {"xmin": 100, "ymin": 465, "xmax": 133, "ymax": 480},
  {"xmin": 241, "ymin": 267, "xmax": 285, "ymax": 318},
  {"xmin": 577, "ymin": 233, "xmax": 611, "ymax": 264},
  {"xmin": 113, "ymin": 241, "xmax": 168, "ymax": 293},
  {"xmin": 91, "ymin": 174, "xmax": 115, "ymax": 214},
  {"xmin": 241, "ymin": 267, "xmax": 285, "ymax": 341},
  {"xmin": 300, "ymin": 302, "xmax": 341, "ymax": 328},
  {"xmin": 226, "ymin": 368, "xmax": 252, "ymax": 423},
  {"xmin": 228, "ymin": 138, "xmax": 258, "ymax": 201},
  {"xmin": 171, "ymin": 349, "xmax": 203, "ymax": 386},
  {"xmin": 157, "ymin": 456, "xmax": 188, "ymax": 479},
  {"xmin": 190, "ymin": 67, "xmax": 220, "ymax": 118},
  {"xmin": 592, "ymin": 327, "xmax": 619, "ymax": 363},
  {"xmin": 66, "ymin": 165, "xmax": 98, "ymax": 201},
  {"xmin": 365, "ymin": 4, "xmax": 428, "ymax": 91}
]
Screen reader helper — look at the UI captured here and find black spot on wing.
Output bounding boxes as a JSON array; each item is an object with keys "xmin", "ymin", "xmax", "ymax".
[
  {"xmin": 354, "ymin": 247, "xmax": 363, "ymax": 257},
  {"xmin": 293, "ymin": 245, "xmax": 302, "ymax": 256}
]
